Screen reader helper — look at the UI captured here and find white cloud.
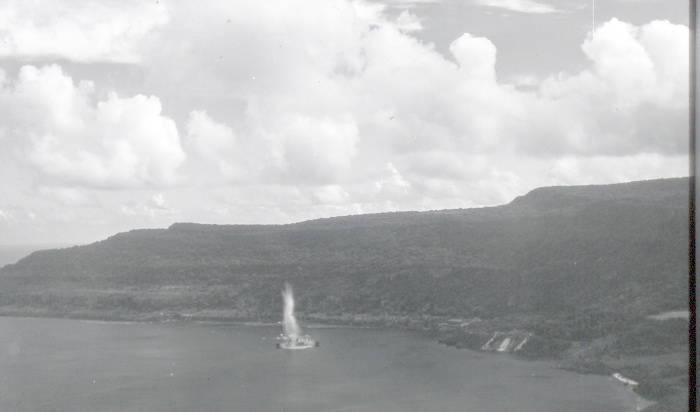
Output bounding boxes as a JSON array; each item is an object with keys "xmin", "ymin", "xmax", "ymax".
[
  {"xmin": 1, "ymin": 65, "xmax": 185, "ymax": 188},
  {"xmin": 582, "ymin": 19, "xmax": 660, "ymax": 108},
  {"xmin": 312, "ymin": 185, "xmax": 351, "ymax": 204},
  {"xmin": 186, "ymin": 111, "xmax": 235, "ymax": 159},
  {"xmin": 271, "ymin": 115, "xmax": 360, "ymax": 184},
  {"xmin": 0, "ymin": 209, "xmax": 14, "ymax": 222},
  {"xmin": 542, "ymin": 19, "xmax": 688, "ymax": 110},
  {"xmin": 0, "ymin": 1, "xmax": 690, "ymax": 243},
  {"xmin": 374, "ymin": 163, "xmax": 412, "ymax": 198},
  {"xmin": 185, "ymin": 110, "xmax": 359, "ymax": 185},
  {"xmin": 0, "ymin": 0, "xmax": 168, "ymax": 62},
  {"xmin": 449, "ymin": 33, "xmax": 498, "ymax": 81},
  {"xmin": 120, "ymin": 193, "xmax": 177, "ymax": 218},
  {"xmin": 637, "ymin": 20, "xmax": 689, "ymax": 107},
  {"xmin": 474, "ymin": 0, "xmax": 559, "ymax": 14},
  {"xmin": 546, "ymin": 153, "xmax": 689, "ymax": 185},
  {"xmin": 394, "ymin": 11, "xmax": 424, "ymax": 32},
  {"xmin": 534, "ymin": 18, "xmax": 689, "ymax": 155},
  {"xmin": 139, "ymin": 8, "xmax": 687, "ymax": 210},
  {"xmin": 152, "ymin": 193, "xmax": 166, "ymax": 209},
  {"xmin": 185, "ymin": 110, "xmax": 239, "ymax": 179}
]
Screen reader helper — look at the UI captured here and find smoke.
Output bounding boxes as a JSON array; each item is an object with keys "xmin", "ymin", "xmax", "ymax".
[{"xmin": 282, "ymin": 282, "xmax": 301, "ymax": 340}]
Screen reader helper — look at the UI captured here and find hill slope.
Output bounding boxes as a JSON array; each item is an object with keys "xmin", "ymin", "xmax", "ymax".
[{"xmin": 0, "ymin": 177, "xmax": 688, "ymax": 321}]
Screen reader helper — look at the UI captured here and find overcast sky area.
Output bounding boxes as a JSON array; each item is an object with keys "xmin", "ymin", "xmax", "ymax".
[{"xmin": 0, "ymin": 0, "xmax": 690, "ymax": 246}]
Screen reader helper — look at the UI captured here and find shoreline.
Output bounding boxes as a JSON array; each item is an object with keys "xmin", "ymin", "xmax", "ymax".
[
  {"xmin": 0, "ymin": 312, "xmax": 657, "ymax": 412},
  {"xmin": 0, "ymin": 310, "xmax": 395, "ymax": 328},
  {"xmin": 0, "ymin": 309, "xmax": 450, "ymax": 331},
  {"xmin": 0, "ymin": 310, "xmax": 660, "ymax": 411}
]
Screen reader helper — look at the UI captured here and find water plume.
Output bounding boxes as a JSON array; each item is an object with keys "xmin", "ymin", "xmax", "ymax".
[{"xmin": 282, "ymin": 282, "xmax": 301, "ymax": 340}]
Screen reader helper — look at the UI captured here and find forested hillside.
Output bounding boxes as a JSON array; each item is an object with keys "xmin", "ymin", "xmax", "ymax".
[{"xmin": 0, "ymin": 177, "xmax": 687, "ymax": 322}]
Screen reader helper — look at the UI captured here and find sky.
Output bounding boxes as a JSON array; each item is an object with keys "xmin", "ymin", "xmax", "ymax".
[{"xmin": 0, "ymin": 0, "xmax": 690, "ymax": 246}]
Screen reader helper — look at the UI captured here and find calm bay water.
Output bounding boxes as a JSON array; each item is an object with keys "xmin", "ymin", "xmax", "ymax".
[{"xmin": 0, "ymin": 317, "xmax": 640, "ymax": 412}]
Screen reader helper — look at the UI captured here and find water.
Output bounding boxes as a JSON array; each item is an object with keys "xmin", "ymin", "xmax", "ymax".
[{"xmin": 0, "ymin": 317, "xmax": 641, "ymax": 412}]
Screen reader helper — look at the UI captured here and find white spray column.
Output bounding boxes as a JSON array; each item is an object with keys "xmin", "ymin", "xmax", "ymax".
[{"xmin": 282, "ymin": 283, "xmax": 301, "ymax": 340}]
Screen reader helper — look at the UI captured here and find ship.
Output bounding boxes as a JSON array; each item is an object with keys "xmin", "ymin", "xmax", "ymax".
[{"xmin": 275, "ymin": 333, "xmax": 320, "ymax": 350}]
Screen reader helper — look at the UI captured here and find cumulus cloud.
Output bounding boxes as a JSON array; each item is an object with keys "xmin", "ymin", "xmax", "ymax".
[
  {"xmin": 184, "ymin": 110, "xmax": 239, "ymax": 179},
  {"xmin": 270, "ymin": 115, "xmax": 360, "ymax": 184},
  {"xmin": 186, "ymin": 111, "xmax": 236, "ymax": 161},
  {"xmin": 0, "ymin": 0, "xmax": 689, "ymax": 243},
  {"xmin": 534, "ymin": 18, "xmax": 689, "ymax": 155},
  {"xmin": 450, "ymin": 33, "xmax": 498, "ymax": 81},
  {"xmin": 0, "ymin": 65, "xmax": 185, "ymax": 188},
  {"xmin": 311, "ymin": 185, "xmax": 351, "ymax": 204},
  {"xmin": 140, "ymin": 3, "xmax": 686, "ymax": 209},
  {"xmin": 394, "ymin": 11, "xmax": 424, "ymax": 32},
  {"xmin": 0, "ymin": 209, "xmax": 14, "ymax": 222},
  {"xmin": 0, "ymin": 0, "xmax": 168, "ymax": 62},
  {"xmin": 374, "ymin": 163, "xmax": 412, "ymax": 199},
  {"xmin": 152, "ymin": 193, "xmax": 166, "ymax": 209},
  {"xmin": 184, "ymin": 109, "xmax": 359, "ymax": 184},
  {"xmin": 577, "ymin": 18, "xmax": 687, "ymax": 109},
  {"xmin": 116, "ymin": 193, "xmax": 176, "ymax": 219}
]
